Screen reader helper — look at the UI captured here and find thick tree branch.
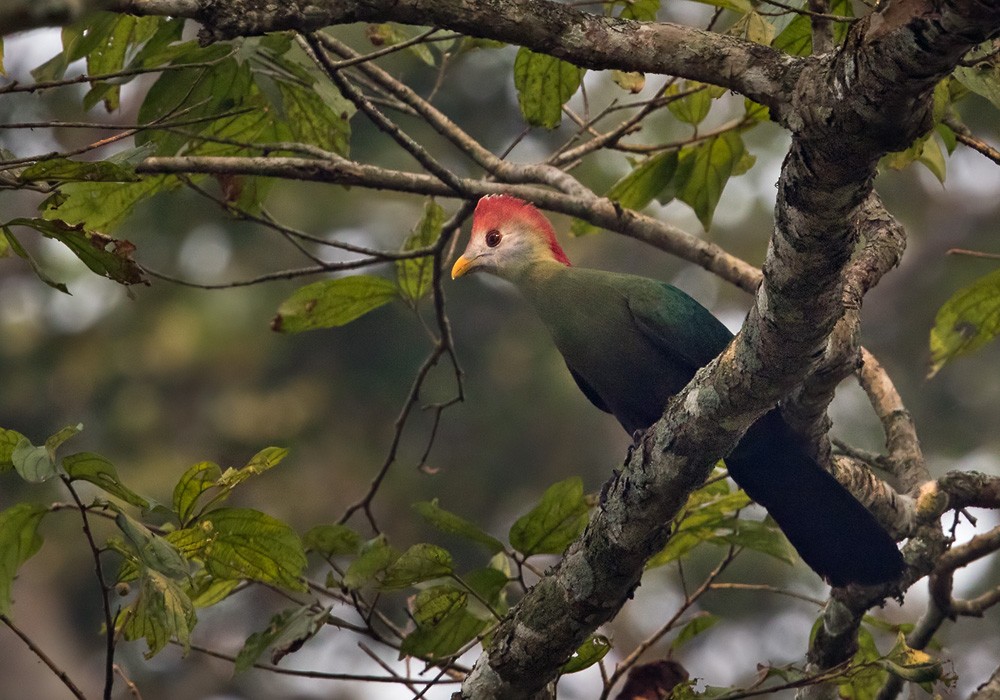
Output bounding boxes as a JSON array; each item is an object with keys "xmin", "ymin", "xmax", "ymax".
[{"xmin": 972, "ymin": 665, "xmax": 1000, "ymax": 700}]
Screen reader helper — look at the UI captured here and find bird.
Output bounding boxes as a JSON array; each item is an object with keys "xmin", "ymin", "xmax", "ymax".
[{"xmin": 451, "ymin": 193, "xmax": 905, "ymax": 587}]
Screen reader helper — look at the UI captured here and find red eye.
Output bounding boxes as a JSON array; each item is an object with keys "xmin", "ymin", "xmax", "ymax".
[{"xmin": 485, "ymin": 229, "xmax": 502, "ymax": 248}]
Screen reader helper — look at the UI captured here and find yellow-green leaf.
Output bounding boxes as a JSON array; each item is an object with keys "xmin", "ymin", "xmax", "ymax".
[
  {"xmin": 20, "ymin": 158, "xmax": 140, "ymax": 183},
  {"xmin": 0, "ymin": 503, "xmax": 47, "ymax": 615},
  {"xmin": 667, "ymin": 82, "xmax": 713, "ymax": 126},
  {"xmin": 235, "ymin": 606, "xmax": 329, "ymax": 672},
  {"xmin": 116, "ymin": 511, "xmax": 189, "ymax": 579},
  {"xmin": 672, "ymin": 131, "xmax": 746, "ymax": 229},
  {"xmin": 271, "ymin": 275, "xmax": 398, "ymax": 333},
  {"xmin": 954, "ymin": 61, "xmax": 1000, "ymax": 111},
  {"xmin": 41, "ymin": 175, "xmax": 178, "ymax": 233},
  {"xmin": 120, "ymin": 569, "xmax": 196, "ymax": 657},
  {"xmin": 379, "ymin": 543, "xmax": 454, "ymax": 591},
  {"xmin": 199, "ymin": 508, "xmax": 307, "ymax": 591},
  {"xmin": 612, "ymin": 70, "xmax": 646, "ymax": 93},
  {"xmin": 562, "ymin": 635, "xmax": 611, "ymax": 673},
  {"xmin": 514, "ymin": 48, "xmax": 584, "ymax": 129},
  {"xmin": 616, "ymin": 0, "xmax": 660, "ymax": 20},
  {"xmin": 303, "ymin": 524, "xmax": 362, "ymax": 557},
  {"xmin": 929, "ymin": 267, "xmax": 1000, "ymax": 377},
  {"xmin": 509, "ymin": 476, "xmax": 590, "ymax": 556},
  {"xmin": 397, "ymin": 199, "xmax": 444, "ymax": 304},
  {"xmin": 0, "ymin": 428, "xmax": 26, "ymax": 472},
  {"xmin": 172, "ymin": 461, "xmax": 222, "ymax": 526},
  {"xmin": 64, "ymin": 452, "xmax": 149, "ymax": 508},
  {"xmin": 670, "ymin": 613, "xmax": 719, "ymax": 652},
  {"xmin": 413, "ymin": 500, "xmax": 506, "ymax": 554},
  {"xmin": 6, "ymin": 218, "xmax": 147, "ymax": 286},
  {"xmin": 216, "ymin": 446, "xmax": 288, "ymax": 490},
  {"xmin": 343, "ymin": 535, "xmax": 399, "ymax": 589},
  {"xmin": 401, "ymin": 590, "xmax": 487, "ymax": 660}
]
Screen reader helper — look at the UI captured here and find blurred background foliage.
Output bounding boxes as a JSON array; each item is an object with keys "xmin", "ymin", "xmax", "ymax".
[{"xmin": 0, "ymin": 11, "xmax": 999, "ymax": 700}]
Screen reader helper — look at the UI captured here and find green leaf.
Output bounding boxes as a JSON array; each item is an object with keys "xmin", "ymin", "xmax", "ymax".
[
  {"xmin": 671, "ymin": 131, "xmax": 746, "ymax": 229},
  {"xmin": 647, "ymin": 482, "xmax": 751, "ymax": 568},
  {"xmin": 0, "ymin": 428, "xmax": 27, "ymax": 472},
  {"xmin": 116, "ymin": 511, "xmax": 189, "ymax": 578},
  {"xmin": 513, "ymin": 48, "xmax": 584, "ymax": 129},
  {"xmin": 509, "ymin": 477, "xmax": 590, "ymax": 556},
  {"xmin": 271, "ymin": 275, "xmax": 398, "ymax": 333},
  {"xmin": 401, "ymin": 587, "xmax": 488, "ymax": 660},
  {"xmin": 19, "ymin": 159, "xmax": 140, "ymax": 183},
  {"xmin": 772, "ymin": 0, "xmax": 852, "ymax": 56},
  {"xmin": 136, "ymin": 47, "xmax": 251, "ymax": 155},
  {"xmin": 413, "ymin": 500, "xmax": 505, "ymax": 554},
  {"xmin": 839, "ymin": 627, "xmax": 888, "ymax": 699},
  {"xmin": 63, "ymin": 452, "xmax": 150, "ymax": 508},
  {"xmin": 272, "ymin": 77, "xmax": 352, "ymax": 156},
  {"xmin": 216, "ymin": 446, "xmax": 288, "ymax": 490},
  {"xmin": 954, "ymin": 62, "xmax": 1000, "ymax": 111},
  {"xmin": 773, "ymin": 13, "xmax": 812, "ymax": 56},
  {"xmin": 667, "ymin": 83, "xmax": 713, "ymax": 125},
  {"xmin": 365, "ymin": 24, "xmax": 436, "ymax": 65},
  {"xmin": 12, "ymin": 437, "xmax": 58, "ymax": 483},
  {"xmin": 411, "ymin": 585, "xmax": 467, "ymax": 627},
  {"xmin": 172, "ymin": 461, "xmax": 222, "ymax": 526},
  {"xmin": 235, "ymin": 606, "xmax": 330, "ymax": 672},
  {"xmin": 303, "ymin": 524, "xmax": 362, "ymax": 556},
  {"xmin": 199, "ymin": 508, "xmax": 307, "ymax": 591},
  {"xmin": 608, "ymin": 150, "xmax": 679, "ymax": 212},
  {"xmin": 461, "ymin": 566, "xmax": 509, "ymax": 611},
  {"xmin": 561, "ymin": 635, "xmax": 611, "ymax": 673},
  {"xmin": 379, "ymin": 543, "xmax": 454, "ymax": 590},
  {"xmin": 737, "ymin": 11, "xmax": 776, "ymax": 46},
  {"xmin": 929, "ymin": 267, "xmax": 1000, "ymax": 377},
  {"xmin": 343, "ymin": 536, "xmax": 400, "ymax": 590},
  {"xmin": 397, "ymin": 199, "xmax": 444, "ymax": 305},
  {"xmin": 689, "ymin": 0, "xmax": 752, "ymax": 15},
  {"xmin": 0, "ymin": 503, "xmax": 47, "ymax": 615},
  {"xmin": 10, "ymin": 425, "xmax": 80, "ymax": 482},
  {"xmin": 670, "ymin": 613, "xmax": 719, "ymax": 652},
  {"xmin": 82, "ymin": 15, "xmax": 160, "ymax": 111},
  {"xmin": 612, "ymin": 70, "xmax": 646, "ymax": 93},
  {"xmin": 878, "ymin": 632, "xmax": 943, "ymax": 684},
  {"xmin": 1, "ymin": 226, "xmax": 69, "ymax": 293},
  {"xmin": 713, "ymin": 518, "xmax": 796, "ymax": 564},
  {"xmin": 120, "ymin": 569, "xmax": 197, "ymax": 657},
  {"xmin": 186, "ymin": 573, "xmax": 241, "ymax": 608},
  {"xmin": 6, "ymin": 218, "xmax": 147, "ymax": 286},
  {"xmin": 745, "ymin": 97, "xmax": 770, "ymax": 123},
  {"xmin": 616, "ymin": 0, "xmax": 660, "ymax": 21},
  {"xmin": 41, "ymin": 175, "xmax": 178, "ymax": 233}
]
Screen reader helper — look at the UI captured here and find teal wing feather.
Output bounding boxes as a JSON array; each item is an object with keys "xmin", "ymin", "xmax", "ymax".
[{"xmin": 625, "ymin": 281, "xmax": 735, "ymax": 372}]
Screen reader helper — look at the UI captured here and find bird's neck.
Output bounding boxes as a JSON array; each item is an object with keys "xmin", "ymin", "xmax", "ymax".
[{"xmin": 509, "ymin": 258, "xmax": 569, "ymax": 290}]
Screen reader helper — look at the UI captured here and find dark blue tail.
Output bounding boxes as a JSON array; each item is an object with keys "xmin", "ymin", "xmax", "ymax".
[{"xmin": 727, "ymin": 410, "xmax": 905, "ymax": 586}]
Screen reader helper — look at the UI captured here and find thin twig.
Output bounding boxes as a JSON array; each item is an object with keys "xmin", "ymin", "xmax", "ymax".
[
  {"xmin": 63, "ymin": 476, "xmax": 117, "ymax": 700},
  {"xmin": 1, "ymin": 614, "xmax": 88, "ymax": 700}
]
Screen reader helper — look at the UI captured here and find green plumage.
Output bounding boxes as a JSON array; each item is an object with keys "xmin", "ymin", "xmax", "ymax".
[{"xmin": 456, "ymin": 194, "xmax": 905, "ymax": 586}]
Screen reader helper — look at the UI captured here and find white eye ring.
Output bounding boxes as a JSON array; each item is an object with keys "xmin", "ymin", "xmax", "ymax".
[{"xmin": 485, "ymin": 229, "xmax": 502, "ymax": 248}]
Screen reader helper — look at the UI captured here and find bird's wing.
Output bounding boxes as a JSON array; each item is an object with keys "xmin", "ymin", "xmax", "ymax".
[
  {"xmin": 567, "ymin": 365, "xmax": 613, "ymax": 414},
  {"xmin": 625, "ymin": 281, "xmax": 735, "ymax": 372}
]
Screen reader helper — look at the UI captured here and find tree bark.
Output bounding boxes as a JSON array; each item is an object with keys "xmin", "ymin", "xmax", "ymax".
[{"xmin": 6, "ymin": 0, "xmax": 1000, "ymax": 697}]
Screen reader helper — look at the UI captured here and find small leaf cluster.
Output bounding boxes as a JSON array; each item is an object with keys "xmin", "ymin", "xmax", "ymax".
[
  {"xmin": 0, "ymin": 425, "xmax": 306, "ymax": 658},
  {"xmin": 271, "ymin": 199, "xmax": 445, "ymax": 333}
]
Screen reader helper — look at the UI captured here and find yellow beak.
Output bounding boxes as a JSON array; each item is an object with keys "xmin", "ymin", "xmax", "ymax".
[{"xmin": 451, "ymin": 254, "xmax": 475, "ymax": 279}]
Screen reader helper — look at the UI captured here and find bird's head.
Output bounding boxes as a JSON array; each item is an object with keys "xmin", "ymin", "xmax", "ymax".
[{"xmin": 451, "ymin": 195, "xmax": 571, "ymax": 281}]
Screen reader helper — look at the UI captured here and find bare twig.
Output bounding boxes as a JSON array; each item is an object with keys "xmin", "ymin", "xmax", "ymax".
[
  {"xmin": 62, "ymin": 476, "xmax": 117, "ymax": 700},
  {"xmin": 0, "ymin": 614, "xmax": 88, "ymax": 700}
]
